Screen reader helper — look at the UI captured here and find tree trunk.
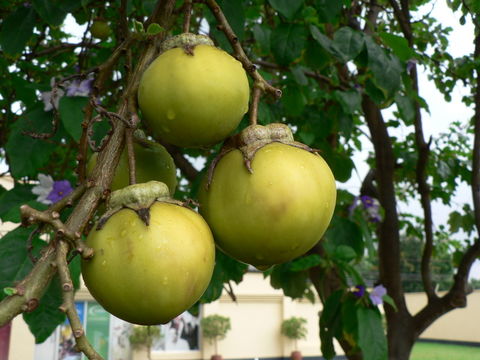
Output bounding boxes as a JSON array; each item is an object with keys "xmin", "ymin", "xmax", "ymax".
[{"xmin": 386, "ymin": 313, "xmax": 416, "ymax": 360}]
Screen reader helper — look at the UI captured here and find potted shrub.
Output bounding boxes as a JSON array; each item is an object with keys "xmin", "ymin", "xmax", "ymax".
[
  {"xmin": 129, "ymin": 325, "xmax": 161, "ymax": 360},
  {"xmin": 200, "ymin": 314, "xmax": 231, "ymax": 360},
  {"xmin": 281, "ymin": 317, "xmax": 308, "ymax": 360}
]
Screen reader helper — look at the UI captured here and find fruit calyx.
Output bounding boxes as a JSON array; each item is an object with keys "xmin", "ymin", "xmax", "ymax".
[
  {"xmin": 97, "ymin": 181, "xmax": 182, "ymax": 229},
  {"xmin": 160, "ymin": 33, "xmax": 214, "ymax": 56},
  {"xmin": 207, "ymin": 123, "xmax": 317, "ymax": 186}
]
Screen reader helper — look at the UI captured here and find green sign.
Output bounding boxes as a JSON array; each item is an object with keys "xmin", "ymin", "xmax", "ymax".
[{"xmin": 86, "ymin": 303, "xmax": 110, "ymax": 359}]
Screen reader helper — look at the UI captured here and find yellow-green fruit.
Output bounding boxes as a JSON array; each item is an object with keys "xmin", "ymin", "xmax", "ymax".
[
  {"xmin": 198, "ymin": 142, "xmax": 336, "ymax": 269},
  {"xmin": 90, "ymin": 20, "xmax": 111, "ymax": 40},
  {"xmin": 138, "ymin": 44, "xmax": 250, "ymax": 147},
  {"xmin": 87, "ymin": 142, "xmax": 177, "ymax": 195},
  {"xmin": 82, "ymin": 202, "xmax": 215, "ymax": 325}
]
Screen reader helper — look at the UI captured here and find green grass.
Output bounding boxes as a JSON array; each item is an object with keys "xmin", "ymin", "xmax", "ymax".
[{"xmin": 410, "ymin": 341, "xmax": 480, "ymax": 360}]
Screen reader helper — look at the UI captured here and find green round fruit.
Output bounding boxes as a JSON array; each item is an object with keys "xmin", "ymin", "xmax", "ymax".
[
  {"xmin": 198, "ymin": 142, "xmax": 336, "ymax": 269},
  {"xmin": 82, "ymin": 201, "xmax": 215, "ymax": 325},
  {"xmin": 90, "ymin": 20, "xmax": 111, "ymax": 40},
  {"xmin": 87, "ymin": 141, "xmax": 177, "ymax": 195},
  {"xmin": 138, "ymin": 42, "xmax": 250, "ymax": 147}
]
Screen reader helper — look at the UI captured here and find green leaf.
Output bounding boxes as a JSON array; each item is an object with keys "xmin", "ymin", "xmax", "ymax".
[
  {"xmin": 0, "ymin": 184, "xmax": 43, "ymax": 223},
  {"xmin": 200, "ymin": 250, "xmax": 247, "ymax": 303},
  {"xmin": 322, "ymin": 149, "xmax": 355, "ymax": 183},
  {"xmin": 270, "ymin": 262, "xmax": 310, "ymax": 299},
  {"xmin": 271, "ymin": 23, "xmax": 307, "ymax": 66},
  {"xmin": 341, "ymin": 296, "xmax": 359, "ymax": 344},
  {"xmin": 325, "ymin": 216, "xmax": 364, "ymax": 258},
  {"xmin": 268, "ymin": 0, "xmax": 304, "ymax": 19},
  {"xmin": 289, "ymin": 254, "xmax": 326, "ymax": 271},
  {"xmin": 217, "ymin": 0, "xmax": 245, "ymax": 41},
  {"xmin": 333, "ymin": 27, "xmax": 365, "ymax": 61},
  {"xmin": 357, "ymin": 307, "xmax": 388, "ymax": 360},
  {"xmin": 320, "ymin": 290, "xmax": 343, "ymax": 359},
  {"xmin": 380, "ymin": 32, "xmax": 415, "ymax": 62},
  {"xmin": 133, "ymin": 19, "xmax": 144, "ymax": 33},
  {"xmin": 334, "ymin": 245, "xmax": 357, "ymax": 262},
  {"xmin": 336, "ymin": 90, "xmax": 362, "ymax": 114},
  {"xmin": 5, "ymin": 107, "xmax": 58, "ymax": 178},
  {"xmin": 23, "ymin": 275, "xmax": 66, "ymax": 343},
  {"xmin": 59, "ymin": 96, "xmax": 88, "ymax": 142},
  {"xmin": 310, "ymin": 25, "xmax": 334, "ymax": 52},
  {"xmin": 0, "ymin": 227, "xmax": 47, "ymax": 302},
  {"xmin": 0, "ymin": 6, "xmax": 36, "ymax": 55},
  {"xmin": 253, "ymin": 24, "xmax": 271, "ymax": 55},
  {"xmin": 282, "ymin": 85, "xmax": 306, "ymax": 116},
  {"xmin": 291, "ymin": 66, "xmax": 309, "ymax": 86},
  {"xmin": 32, "ymin": 0, "xmax": 80, "ymax": 27},
  {"xmin": 146, "ymin": 23, "xmax": 164, "ymax": 35},
  {"xmin": 382, "ymin": 294, "xmax": 398, "ymax": 312},
  {"xmin": 365, "ymin": 37, "xmax": 403, "ymax": 97},
  {"xmin": 395, "ymin": 94, "xmax": 415, "ymax": 123},
  {"xmin": 304, "ymin": 38, "xmax": 331, "ymax": 70},
  {"xmin": 316, "ymin": 0, "xmax": 343, "ymax": 23}
]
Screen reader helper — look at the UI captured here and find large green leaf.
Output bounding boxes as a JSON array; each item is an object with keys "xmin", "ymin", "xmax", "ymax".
[
  {"xmin": 200, "ymin": 250, "xmax": 248, "ymax": 303},
  {"xmin": 365, "ymin": 36, "xmax": 403, "ymax": 97},
  {"xmin": 253, "ymin": 24, "xmax": 271, "ymax": 55},
  {"xmin": 282, "ymin": 85, "xmax": 306, "ymax": 116},
  {"xmin": 0, "ymin": 5, "xmax": 36, "ymax": 55},
  {"xmin": 270, "ymin": 262, "xmax": 310, "ymax": 299},
  {"xmin": 380, "ymin": 32, "xmax": 415, "ymax": 62},
  {"xmin": 0, "ymin": 184, "xmax": 46, "ymax": 223},
  {"xmin": 320, "ymin": 290, "xmax": 343, "ymax": 359},
  {"xmin": 23, "ymin": 275, "xmax": 66, "ymax": 344},
  {"xmin": 335, "ymin": 90, "xmax": 362, "ymax": 114},
  {"xmin": 59, "ymin": 96, "xmax": 88, "ymax": 142},
  {"xmin": 268, "ymin": 0, "xmax": 304, "ymax": 19},
  {"xmin": 324, "ymin": 216, "xmax": 364, "ymax": 259},
  {"xmin": 217, "ymin": 0, "xmax": 245, "ymax": 41},
  {"xmin": 0, "ymin": 227, "xmax": 46, "ymax": 302},
  {"xmin": 333, "ymin": 27, "xmax": 365, "ymax": 62},
  {"xmin": 289, "ymin": 254, "xmax": 326, "ymax": 272},
  {"xmin": 5, "ymin": 107, "xmax": 59, "ymax": 178},
  {"xmin": 395, "ymin": 93, "xmax": 416, "ymax": 123},
  {"xmin": 271, "ymin": 23, "xmax": 307, "ymax": 66},
  {"xmin": 32, "ymin": 0, "xmax": 81, "ymax": 27},
  {"xmin": 316, "ymin": 0, "xmax": 343, "ymax": 23},
  {"xmin": 357, "ymin": 307, "xmax": 388, "ymax": 360}
]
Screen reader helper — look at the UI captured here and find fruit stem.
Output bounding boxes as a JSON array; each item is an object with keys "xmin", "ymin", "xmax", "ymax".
[
  {"xmin": 183, "ymin": 0, "xmax": 193, "ymax": 33},
  {"xmin": 249, "ymin": 82, "xmax": 262, "ymax": 126},
  {"xmin": 204, "ymin": 0, "xmax": 282, "ymax": 100}
]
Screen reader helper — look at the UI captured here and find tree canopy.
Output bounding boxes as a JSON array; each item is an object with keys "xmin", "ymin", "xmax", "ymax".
[{"xmin": 1, "ymin": 1, "xmax": 480, "ymax": 360}]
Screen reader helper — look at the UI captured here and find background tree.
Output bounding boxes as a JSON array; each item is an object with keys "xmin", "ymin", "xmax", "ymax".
[{"xmin": 0, "ymin": 1, "xmax": 480, "ymax": 360}]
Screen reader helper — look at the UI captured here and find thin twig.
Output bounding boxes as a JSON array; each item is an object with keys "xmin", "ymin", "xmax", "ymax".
[
  {"xmin": 389, "ymin": 0, "xmax": 436, "ymax": 300},
  {"xmin": 56, "ymin": 239, "xmax": 101, "ymax": 359},
  {"xmin": 125, "ymin": 127, "xmax": 137, "ymax": 185},
  {"xmin": 204, "ymin": 0, "xmax": 282, "ymax": 99},
  {"xmin": 183, "ymin": 0, "xmax": 193, "ymax": 33}
]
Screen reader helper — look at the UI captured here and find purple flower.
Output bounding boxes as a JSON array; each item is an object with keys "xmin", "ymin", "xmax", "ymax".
[
  {"xmin": 46, "ymin": 180, "xmax": 73, "ymax": 203},
  {"xmin": 66, "ymin": 78, "xmax": 93, "ymax": 97},
  {"xmin": 369, "ymin": 284, "xmax": 387, "ymax": 306},
  {"xmin": 349, "ymin": 195, "xmax": 382, "ymax": 223},
  {"xmin": 352, "ymin": 285, "xmax": 366, "ymax": 298}
]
